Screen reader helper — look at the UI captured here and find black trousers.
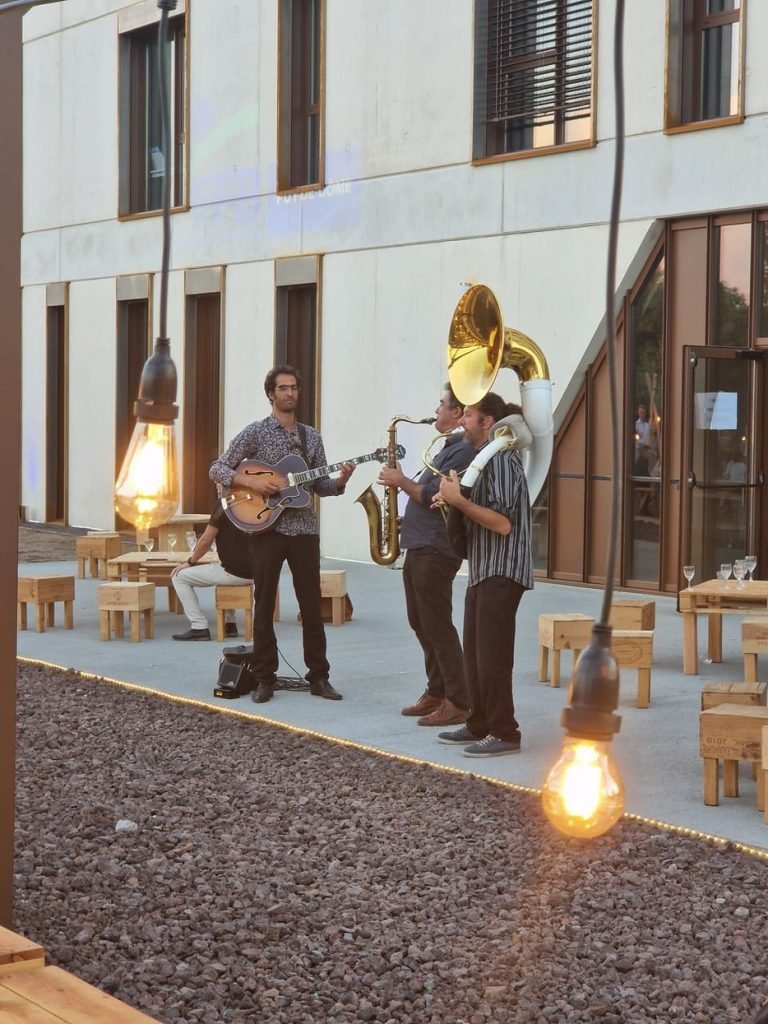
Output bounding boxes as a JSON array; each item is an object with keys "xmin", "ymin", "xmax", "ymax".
[
  {"xmin": 402, "ymin": 547, "xmax": 469, "ymax": 709},
  {"xmin": 250, "ymin": 531, "xmax": 329, "ymax": 686},
  {"xmin": 464, "ymin": 576, "xmax": 525, "ymax": 743}
]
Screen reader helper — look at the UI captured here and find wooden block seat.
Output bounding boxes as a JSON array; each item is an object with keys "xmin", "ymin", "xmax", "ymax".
[
  {"xmin": 609, "ymin": 600, "xmax": 655, "ymax": 631},
  {"xmin": 296, "ymin": 570, "xmax": 351, "ymax": 627},
  {"xmin": 0, "ymin": 926, "xmax": 45, "ymax": 976},
  {"xmin": 612, "ymin": 630, "xmax": 654, "ymax": 709},
  {"xmin": 742, "ymin": 618, "xmax": 768, "ymax": 683},
  {"xmin": 215, "ymin": 585, "xmax": 281, "ymax": 641},
  {"xmin": 700, "ymin": 703, "xmax": 768, "ymax": 807},
  {"xmin": 701, "ymin": 681, "xmax": 767, "ymax": 711},
  {"xmin": 17, "ymin": 575, "xmax": 74, "ymax": 633},
  {"xmin": 537, "ymin": 613, "xmax": 594, "ymax": 687},
  {"xmin": 98, "ymin": 582, "xmax": 155, "ymax": 642},
  {"xmin": 75, "ymin": 532, "xmax": 122, "ymax": 579}
]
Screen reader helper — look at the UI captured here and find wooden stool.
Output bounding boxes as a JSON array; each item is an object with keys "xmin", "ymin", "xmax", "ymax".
[
  {"xmin": 742, "ymin": 618, "xmax": 768, "ymax": 683},
  {"xmin": 701, "ymin": 681, "xmax": 767, "ymax": 711},
  {"xmin": 700, "ymin": 704, "xmax": 768, "ymax": 807},
  {"xmin": 98, "ymin": 582, "xmax": 155, "ymax": 642},
  {"xmin": 215, "ymin": 585, "xmax": 280, "ymax": 641},
  {"xmin": 537, "ymin": 613, "xmax": 594, "ymax": 687},
  {"xmin": 17, "ymin": 576, "xmax": 74, "ymax": 633},
  {"xmin": 612, "ymin": 630, "xmax": 654, "ymax": 708},
  {"xmin": 609, "ymin": 600, "xmax": 655, "ymax": 631},
  {"xmin": 321, "ymin": 569, "xmax": 350, "ymax": 627},
  {"xmin": 75, "ymin": 532, "xmax": 122, "ymax": 579}
]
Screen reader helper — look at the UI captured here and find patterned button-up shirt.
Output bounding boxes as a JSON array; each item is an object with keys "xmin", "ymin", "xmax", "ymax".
[
  {"xmin": 466, "ymin": 447, "xmax": 533, "ymax": 590},
  {"xmin": 209, "ymin": 415, "xmax": 343, "ymax": 536}
]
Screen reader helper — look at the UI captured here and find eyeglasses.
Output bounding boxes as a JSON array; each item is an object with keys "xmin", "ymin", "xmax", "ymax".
[{"xmin": 275, "ymin": 384, "xmax": 299, "ymax": 393}]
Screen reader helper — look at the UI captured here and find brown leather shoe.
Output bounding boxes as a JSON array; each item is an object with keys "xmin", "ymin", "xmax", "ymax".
[
  {"xmin": 401, "ymin": 690, "xmax": 442, "ymax": 717},
  {"xmin": 417, "ymin": 700, "xmax": 469, "ymax": 727}
]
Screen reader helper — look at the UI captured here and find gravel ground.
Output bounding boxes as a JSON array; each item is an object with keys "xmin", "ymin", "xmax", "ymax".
[
  {"xmin": 18, "ymin": 522, "xmax": 134, "ymax": 562},
  {"xmin": 13, "ymin": 661, "xmax": 768, "ymax": 1024}
]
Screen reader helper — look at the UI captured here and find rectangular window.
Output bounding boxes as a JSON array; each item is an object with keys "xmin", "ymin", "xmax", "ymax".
[
  {"xmin": 115, "ymin": 297, "xmax": 149, "ymax": 528},
  {"xmin": 46, "ymin": 302, "xmax": 67, "ymax": 523},
  {"xmin": 277, "ymin": 0, "xmax": 324, "ymax": 190},
  {"xmin": 275, "ymin": 284, "xmax": 318, "ymax": 425},
  {"xmin": 119, "ymin": 13, "xmax": 186, "ymax": 215},
  {"xmin": 473, "ymin": 0, "xmax": 595, "ymax": 160},
  {"xmin": 711, "ymin": 221, "xmax": 750, "ymax": 348},
  {"xmin": 184, "ymin": 292, "xmax": 222, "ymax": 513},
  {"xmin": 666, "ymin": 0, "xmax": 744, "ymax": 130}
]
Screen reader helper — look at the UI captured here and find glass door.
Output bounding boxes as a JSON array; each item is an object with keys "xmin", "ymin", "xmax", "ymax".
[{"xmin": 682, "ymin": 347, "xmax": 763, "ymax": 585}]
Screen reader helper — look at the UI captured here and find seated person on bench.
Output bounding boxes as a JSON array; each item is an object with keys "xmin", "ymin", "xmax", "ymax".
[{"xmin": 171, "ymin": 502, "xmax": 256, "ymax": 642}]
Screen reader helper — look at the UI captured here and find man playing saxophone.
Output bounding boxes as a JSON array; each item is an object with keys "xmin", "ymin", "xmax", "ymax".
[{"xmin": 378, "ymin": 385, "xmax": 474, "ymax": 726}]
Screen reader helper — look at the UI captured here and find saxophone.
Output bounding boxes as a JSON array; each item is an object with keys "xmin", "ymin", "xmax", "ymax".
[{"xmin": 356, "ymin": 415, "xmax": 436, "ymax": 565}]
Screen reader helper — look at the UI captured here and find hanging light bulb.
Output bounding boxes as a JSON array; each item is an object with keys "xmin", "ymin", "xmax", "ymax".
[
  {"xmin": 114, "ymin": 0, "xmax": 179, "ymax": 530},
  {"xmin": 541, "ymin": 625, "xmax": 624, "ymax": 839},
  {"xmin": 542, "ymin": 737, "xmax": 624, "ymax": 839},
  {"xmin": 114, "ymin": 339, "xmax": 179, "ymax": 529}
]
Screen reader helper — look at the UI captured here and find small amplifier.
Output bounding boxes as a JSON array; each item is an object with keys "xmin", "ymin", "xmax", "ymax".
[{"xmin": 213, "ymin": 658, "xmax": 254, "ymax": 699}]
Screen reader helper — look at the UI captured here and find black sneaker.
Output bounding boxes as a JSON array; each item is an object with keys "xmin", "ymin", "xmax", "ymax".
[
  {"xmin": 172, "ymin": 628, "xmax": 211, "ymax": 641},
  {"xmin": 224, "ymin": 623, "xmax": 238, "ymax": 638},
  {"xmin": 437, "ymin": 726, "xmax": 480, "ymax": 745},
  {"xmin": 463, "ymin": 735, "xmax": 521, "ymax": 758}
]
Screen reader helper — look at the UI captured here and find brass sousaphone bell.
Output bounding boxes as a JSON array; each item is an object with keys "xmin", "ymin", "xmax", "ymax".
[{"xmin": 446, "ymin": 284, "xmax": 554, "ymax": 504}]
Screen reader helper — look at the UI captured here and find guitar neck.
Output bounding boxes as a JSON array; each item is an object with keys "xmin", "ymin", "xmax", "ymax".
[{"xmin": 293, "ymin": 451, "xmax": 380, "ymax": 485}]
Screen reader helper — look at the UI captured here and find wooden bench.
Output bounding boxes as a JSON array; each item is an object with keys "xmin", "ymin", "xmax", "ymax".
[
  {"xmin": 609, "ymin": 600, "xmax": 655, "ymax": 631},
  {"xmin": 75, "ymin": 532, "xmax": 122, "ymax": 579},
  {"xmin": 0, "ymin": 927, "xmax": 158, "ymax": 1021},
  {"xmin": 538, "ymin": 613, "xmax": 594, "ymax": 688},
  {"xmin": 17, "ymin": 575, "xmax": 75, "ymax": 633},
  {"xmin": 98, "ymin": 582, "xmax": 155, "ymax": 642},
  {"xmin": 742, "ymin": 618, "xmax": 768, "ymax": 683},
  {"xmin": 699, "ymin": 703, "xmax": 768, "ymax": 807},
  {"xmin": 612, "ymin": 630, "xmax": 654, "ymax": 708}
]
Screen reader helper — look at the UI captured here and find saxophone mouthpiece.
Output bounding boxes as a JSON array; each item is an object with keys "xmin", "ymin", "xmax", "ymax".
[{"xmin": 421, "ymin": 417, "xmax": 437, "ymax": 424}]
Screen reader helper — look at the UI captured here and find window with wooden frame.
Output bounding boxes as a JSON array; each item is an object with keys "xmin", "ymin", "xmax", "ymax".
[
  {"xmin": 666, "ymin": 0, "xmax": 745, "ymax": 131},
  {"xmin": 274, "ymin": 257, "xmax": 320, "ymax": 425},
  {"xmin": 473, "ymin": 0, "xmax": 595, "ymax": 160},
  {"xmin": 119, "ymin": 12, "xmax": 187, "ymax": 215},
  {"xmin": 277, "ymin": 0, "xmax": 324, "ymax": 191}
]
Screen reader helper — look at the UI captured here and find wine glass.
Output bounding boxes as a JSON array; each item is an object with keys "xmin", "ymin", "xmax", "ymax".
[
  {"xmin": 720, "ymin": 563, "xmax": 732, "ymax": 581},
  {"xmin": 683, "ymin": 565, "xmax": 695, "ymax": 589},
  {"xmin": 186, "ymin": 531, "xmax": 197, "ymax": 552},
  {"xmin": 745, "ymin": 554, "xmax": 757, "ymax": 581},
  {"xmin": 733, "ymin": 559, "xmax": 747, "ymax": 589},
  {"xmin": 167, "ymin": 533, "xmax": 177, "ymax": 553},
  {"xmin": 144, "ymin": 537, "xmax": 154, "ymax": 553}
]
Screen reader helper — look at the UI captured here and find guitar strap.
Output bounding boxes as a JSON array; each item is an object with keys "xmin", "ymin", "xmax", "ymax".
[{"xmin": 297, "ymin": 423, "xmax": 310, "ymax": 465}]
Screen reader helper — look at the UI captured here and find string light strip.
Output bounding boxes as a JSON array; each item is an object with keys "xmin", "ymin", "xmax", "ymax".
[{"xmin": 18, "ymin": 655, "xmax": 768, "ymax": 862}]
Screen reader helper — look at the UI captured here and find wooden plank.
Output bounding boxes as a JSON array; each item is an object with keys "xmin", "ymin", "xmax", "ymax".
[
  {"xmin": 0, "ymin": 987, "xmax": 64, "ymax": 1023},
  {"xmin": 1, "ymin": 965, "xmax": 157, "ymax": 1023},
  {"xmin": 701, "ymin": 681, "xmax": 767, "ymax": 711},
  {"xmin": 700, "ymin": 704, "xmax": 768, "ymax": 760},
  {"xmin": 0, "ymin": 928, "xmax": 44, "ymax": 974}
]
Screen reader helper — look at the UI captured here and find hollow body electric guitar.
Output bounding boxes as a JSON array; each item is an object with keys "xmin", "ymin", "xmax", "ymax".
[{"xmin": 221, "ymin": 445, "xmax": 405, "ymax": 533}]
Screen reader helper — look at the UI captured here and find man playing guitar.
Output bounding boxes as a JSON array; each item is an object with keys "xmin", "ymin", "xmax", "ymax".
[{"xmin": 209, "ymin": 364, "xmax": 355, "ymax": 704}]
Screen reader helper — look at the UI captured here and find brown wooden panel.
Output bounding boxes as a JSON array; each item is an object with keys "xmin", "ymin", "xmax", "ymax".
[
  {"xmin": 551, "ymin": 476, "xmax": 585, "ymax": 579},
  {"xmin": 554, "ymin": 388, "xmax": 586, "ymax": 472},
  {"xmin": 587, "ymin": 478, "xmax": 613, "ymax": 582}
]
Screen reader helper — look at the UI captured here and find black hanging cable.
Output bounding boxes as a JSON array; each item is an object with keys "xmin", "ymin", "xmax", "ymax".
[{"xmin": 599, "ymin": 0, "xmax": 626, "ymax": 628}]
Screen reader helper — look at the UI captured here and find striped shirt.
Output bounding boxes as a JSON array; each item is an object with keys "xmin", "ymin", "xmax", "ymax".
[
  {"xmin": 465, "ymin": 447, "xmax": 533, "ymax": 590},
  {"xmin": 209, "ymin": 415, "xmax": 342, "ymax": 536}
]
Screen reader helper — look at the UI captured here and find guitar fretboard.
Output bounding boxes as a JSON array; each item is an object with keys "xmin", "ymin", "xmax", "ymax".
[{"xmin": 292, "ymin": 452, "xmax": 382, "ymax": 485}]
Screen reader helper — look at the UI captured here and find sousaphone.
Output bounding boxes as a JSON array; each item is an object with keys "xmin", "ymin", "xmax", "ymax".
[{"xmin": 447, "ymin": 284, "xmax": 554, "ymax": 503}]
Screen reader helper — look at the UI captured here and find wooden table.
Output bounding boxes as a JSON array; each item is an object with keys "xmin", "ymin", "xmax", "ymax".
[
  {"xmin": 107, "ymin": 552, "xmax": 215, "ymax": 613},
  {"xmin": 680, "ymin": 579, "xmax": 768, "ymax": 675}
]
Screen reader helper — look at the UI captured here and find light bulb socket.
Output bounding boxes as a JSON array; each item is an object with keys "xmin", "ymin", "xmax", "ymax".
[
  {"xmin": 134, "ymin": 337, "xmax": 178, "ymax": 424},
  {"xmin": 561, "ymin": 623, "xmax": 622, "ymax": 742}
]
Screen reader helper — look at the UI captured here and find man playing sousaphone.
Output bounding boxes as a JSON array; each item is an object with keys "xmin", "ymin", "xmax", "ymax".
[
  {"xmin": 209, "ymin": 364, "xmax": 355, "ymax": 704},
  {"xmin": 378, "ymin": 384, "xmax": 475, "ymax": 726},
  {"xmin": 434, "ymin": 392, "xmax": 533, "ymax": 757}
]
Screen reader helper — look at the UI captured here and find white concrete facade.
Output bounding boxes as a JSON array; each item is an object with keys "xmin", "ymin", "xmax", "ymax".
[{"xmin": 20, "ymin": 0, "xmax": 768, "ymax": 560}]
